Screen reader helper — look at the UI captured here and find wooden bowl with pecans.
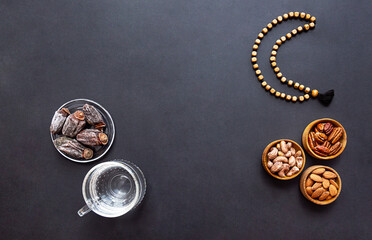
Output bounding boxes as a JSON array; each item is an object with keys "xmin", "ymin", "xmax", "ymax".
[
  {"xmin": 302, "ymin": 118, "xmax": 347, "ymax": 160},
  {"xmin": 262, "ymin": 139, "xmax": 306, "ymax": 180},
  {"xmin": 300, "ymin": 165, "xmax": 342, "ymax": 205}
]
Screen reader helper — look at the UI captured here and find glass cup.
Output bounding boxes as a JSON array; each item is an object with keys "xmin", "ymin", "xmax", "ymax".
[{"xmin": 77, "ymin": 160, "xmax": 146, "ymax": 218}]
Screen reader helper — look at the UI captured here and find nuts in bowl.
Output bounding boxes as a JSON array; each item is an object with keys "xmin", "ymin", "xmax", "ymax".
[
  {"xmin": 262, "ymin": 139, "xmax": 306, "ymax": 180},
  {"xmin": 302, "ymin": 118, "xmax": 347, "ymax": 159},
  {"xmin": 300, "ymin": 165, "xmax": 341, "ymax": 205}
]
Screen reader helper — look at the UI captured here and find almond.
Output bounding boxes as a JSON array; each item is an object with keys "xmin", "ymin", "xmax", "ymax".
[
  {"xmin": 312, "ymin": 168, "xmax": 326, "ymax": 175},
  {"xmin": 305, "ymin": 178, "xmax": 314, "ymax": 187},
  {"xmin": 319, "ymin": 191, "xmax": 330, "ymax": 201},
  {"xmin": 323, "ymin": 171, "xmax": 337, "ymax": 179},
  {"xmin": 310, "ymin": 174, "xmax": 323, "ymax": 182},
  {"xmin": 322, "ymin": 178, "xmax": 330, "ymax": 189},
  {"xmin": 306, "ymin": 187, "xmax": 313, "ymax": 196},
  {"xmin": 329, "ymin": 185, "xmax": 338, "ymax": 197},
  {"xmin": 311, "ymin": 187, "xmax": 325, "ymax": 199},
  {"xmin": 330, "ymin": 179, "xmax": 339, "ymax": 189},
  {"xmin": 311, "ymin": 182, "xmax": 322, "ymax": 191}
]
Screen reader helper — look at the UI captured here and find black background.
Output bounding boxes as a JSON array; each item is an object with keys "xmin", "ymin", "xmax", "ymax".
[{"xmin": 1, "ymin": 0, "xmax": 371, "ymax": 239}]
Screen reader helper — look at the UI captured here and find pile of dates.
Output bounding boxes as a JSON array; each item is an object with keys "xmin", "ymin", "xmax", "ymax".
[
  {"xmin": 305, "ymin": 168, "xmax": 339, "ymax": 201},
  {"xmin": 308, "ymin": 122, "xmax": 343, "ymax": 157},
  {"xmin": 50, "ymin": 104, "xmax": 108, "ymax": 160},
  {"xmin": 267, "ymin": 140, "xmax": 303, "ymax": 178}
]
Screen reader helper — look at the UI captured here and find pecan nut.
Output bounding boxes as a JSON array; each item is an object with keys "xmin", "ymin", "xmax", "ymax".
[
  {"xmin": 329, "ymin": 142, "xmax": 342, "ymax": 155},
  {"xmin": 328, "ymin": 127, "xmax": 343, "ymax": 144},
  {"xmin": 316, "ymin": 123, "xmax": 325, "ymax": 132},
  {"xmin": 308, "ymin": 132, "xmax": 318, "ymax": 151},
  {"xmin": 323, "ymin": 122, "xmax": 334, "ymax": 135},
  {"xmin": 314, "ymin": 132, "xmax": 327, "ymax": 144},
  {"xmin": 315, "ymin": 145, "xmax": 330, "ymax": 155},
  {"xmin": 322, "ymin": 141, "xmax": 331, "ymax": 149}
]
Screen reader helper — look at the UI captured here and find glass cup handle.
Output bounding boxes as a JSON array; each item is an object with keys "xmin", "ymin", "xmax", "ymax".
[{"xmin": 77, "ymin": 204, "xmax": 91, "ymax": 217}]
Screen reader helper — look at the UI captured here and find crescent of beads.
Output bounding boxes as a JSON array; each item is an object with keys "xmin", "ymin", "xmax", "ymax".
[{"xmin": 251, "ymin": 11, "xmax": 319, "ymax": 102}]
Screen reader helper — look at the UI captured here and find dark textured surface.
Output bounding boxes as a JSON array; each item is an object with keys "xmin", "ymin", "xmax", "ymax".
[{"xmin": 0, "ymin": 0, "xmax": 371, "ymax": 239}]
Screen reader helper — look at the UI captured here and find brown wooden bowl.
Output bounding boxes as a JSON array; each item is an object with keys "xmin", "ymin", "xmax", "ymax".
[
  {"xmin": 300, "ymin": 165, "xmax": 342, "ymax": 205},
  {"xmin": 302, "ymin": 118, "xmax": 347, "ymax": 160},
  {"xmin": 262, "ymin": 139, "xmax": 306, "ymax": 180}
]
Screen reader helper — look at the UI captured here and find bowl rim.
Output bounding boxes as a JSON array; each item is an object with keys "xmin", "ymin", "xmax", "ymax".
[
  {"xmin": 299, "ymin": 165, "xmax": 342, "ymax": 205},
  {"xmin": 302, "ymin": 118, "xmax": 347, "ymax": 160},
  {"xmin": 262, "ymin": 139, "xmax": 306, "ymax": 180},
  {"xmin": 50, "ymin": 98, "xmax": 115, "ymax": 163}
]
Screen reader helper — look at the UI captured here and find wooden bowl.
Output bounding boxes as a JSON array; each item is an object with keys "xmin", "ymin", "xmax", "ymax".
[
  {"xmin": 302, "ymin": 118, "xmax": 347, "ymax": 160},
  {"xmin": 300, "ymin": 165, "xmax": 342, "ymax": 205},
  {"xmin": 262, "ymin": 139, "xmax": 306, "ymax": 180}
]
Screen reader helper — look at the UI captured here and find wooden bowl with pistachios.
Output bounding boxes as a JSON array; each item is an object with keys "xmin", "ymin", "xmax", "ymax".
[
  {"xmin": 302, "ymin": 118, "xmax": 347, "ymax": 160},
  {"xmin": 262, "ymin": 139, "xmax": 306, "ymax": 180},
  {"xmin": 300, "ymin": 165, "xmax": 342, "ymax": 205}
]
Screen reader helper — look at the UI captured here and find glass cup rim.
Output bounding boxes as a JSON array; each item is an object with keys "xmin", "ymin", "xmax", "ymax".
[
  {"xmin": 81, "ymin": 159, "xmax": 146, "ymax": 218},
  {"xmin": 50, "ymin": 98, "xmax": 115, "ymax": 163}
]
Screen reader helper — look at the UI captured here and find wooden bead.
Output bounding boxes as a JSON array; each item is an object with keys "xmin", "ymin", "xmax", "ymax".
[
  {"xmin": 299, "ymin": 85, "xmax": 305, "ymax": 91},
  {"xmin": 253, "ymin": 64, "xmax": 259, "ymax": 70},
  {"xmin": 309, "ymin": 22, "xmax": 315, "ymax": 28},
  {"xmin": 252, "ymin": 51, "xmax": 257, "ymax": 57},
  {"xmin": 286, "ymin": 33, "xmax": 292, "ymax": 39},
  {"xmin": 261, "ymin": 81, "xmax": 267, "ymax": 87},
  {"xmin": 292, "ymin": 96, "xmax": 298, "ymax": 102},
  {"xmin": 304, "ymin": 94, "xmax": 310, "ymax": 100},
  {"xmin": 270, "ymin": 56, "xmax": 276, "ymax": 62},
  {"xmin": 253, "ymin": 44, "xmax": 258, "ymax": 50},
  {"xmin": 289, "ymin": 12, "xmax": 294, "ymax": 18},
  {"xmin": 276, "ymin": 39, "xmax": 282, "ymax": 46},
  {"xmin": 274, "ymin": 67, "xmax": 280, "ymax": 73},
  {"xmin": 280, "ymin": 77, "xmax": 287, "ymax": 83},
  {"xmin": 294, "ymin": 82, "xmax": 300, "ymax": 88},
  {"xmin": 299, "ymin": 96, "xmax": 305, "ymax": 102},
  {"xmin": 251, "ymin": 57, "xmax": 257, "ymax": 63},
  {"xmin": 305, "ymin": 87, "xmax": 311, "ymax": 93},
  {"xmin": 288, "ymin": 80, "xmax": 293, "ymax": 86},
  {"xmin": 281, "ymin": 93, "xmax": 286, "ymax": 98},
  {"xmin": 294, "ymin": 12, "xmax": 300, "ymax": 18},
  {"xmin": 300, "ymin": 12, "xmax": 306, "ymax": 18},
  {"xmin": 304, "ymin": 24, "xmax": 310, "ymax": 31},
  {"xmin": 262, "ymin": 28, "xmax": 268, "ymax": 34},
  {"xmin": 292, "ymin": 29, "xmax": 297, "ymax": 35},
  {"xmin": 255, "ymin": 69, "xmax": 261, "ymax": 75},
  {"xmin": 286, "ymin": 95, "xmax": 292, "ymax": 101},
  {"xmin": 311, "ymin": 89, "xmax": 319, "ymax": 98},
  {"xmin": 277, "ymin": 16, "xmax": 283, "ymax": 22},
  {"xmin": 283, "ymin": 13, "xmax": 289, "ymax": 20},
  {"xmin": 277, "ymin": 72, "xmax": 282, "ymax": 78},
  {"xmin": 305, "ymin": 14, "xmax": 311, "ymax": 20},
  {"xmin": 271, "ymin": 51, "xmax": 277, "ymax": 56},
  {"xmin": 267, "ymin": 23, "xmax": 273, "ymax": 29},
  {"xmin": 272, "ymin": 19, "xmax": 278, "ymax": 25},
  {"xmin": 258, "ymin": 75, "xmax": 264, "ymax": 81},
  {"xmin": 275, "ymin": 92, "xmax": 281, "ymax": 97},
  {"xmin": 297, "ymin": 26, "xmax": 303, "ymax": 32},
  {"xmin": 271, "ymin": 62, "xmax": 277, "ymax": 67},
  {"xmin": 280, "ymin": 36, "xmax": 286, "ymax": 42},
  {"xmin": 270, "ymin": 88, "xmax": 276, "ymax": 94},
  {"xmin": 310, "ymin": 16, "xmax": 316, "ymax": 22},
  {"xmin": 258, "ymin": 33, "xmax": 264, "ymax": 39},
  {"xmin": 265, "ymin": 85, "xmax": 271, "ymax": 90},
  {"xmin": 255, "ymin": 39, "xmax": 261, "ymax": 44},
  {"xmin": 273, "ymin": 45, "xmax": 279, "ymax": 50}
]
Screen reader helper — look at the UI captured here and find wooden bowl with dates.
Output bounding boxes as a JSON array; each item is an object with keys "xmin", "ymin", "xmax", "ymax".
[
  {"xmin": 262, "ymin": 139, "xmax": 306, "ymax": 180},
  {"xmin": 300, "ymin": 165, "xmax": 342, "ymax": 205},
  {"xmin": 302, "ymin": 118, "xmax": 347, "ymax": 160}
]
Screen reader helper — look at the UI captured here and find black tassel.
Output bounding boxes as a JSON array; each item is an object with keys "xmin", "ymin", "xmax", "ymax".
[{"xmin": 318, "ymin": 90, "xmax": 334, "ymax": 106}]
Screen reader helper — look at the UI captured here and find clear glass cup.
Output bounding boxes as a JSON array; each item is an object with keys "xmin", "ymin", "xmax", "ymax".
[{"xmin": 77, "ymin": 160, "xmax": 146, "ymax": 218}]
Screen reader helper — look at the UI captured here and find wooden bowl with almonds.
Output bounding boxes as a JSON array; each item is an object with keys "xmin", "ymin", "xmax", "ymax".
[
  {"xmin": 300, "ymin": 165, "xmax": 342, "ymax": 205},
  {"xmin": 262, "ymin": 139, "xmax": 306, "ymax": 180},
  {"xmin": 302, "ymin": 118, "xmax": 347, "ymax": 160}
]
